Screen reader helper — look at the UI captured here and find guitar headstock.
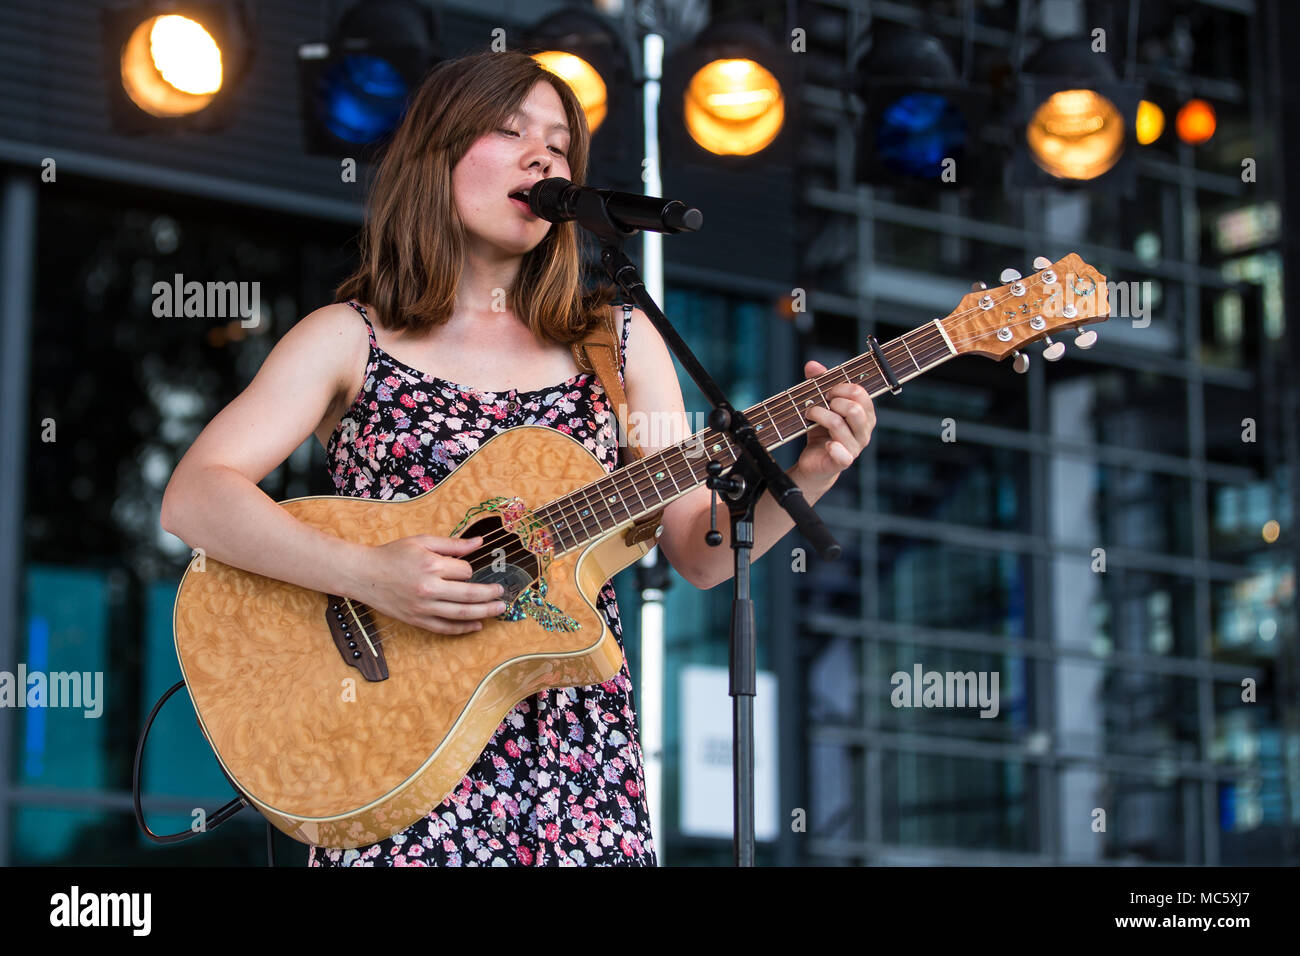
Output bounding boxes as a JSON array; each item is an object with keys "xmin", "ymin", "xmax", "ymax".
[{"xmin": 938, "ymin": 253, "xmax": 1109, "ymax": 370}]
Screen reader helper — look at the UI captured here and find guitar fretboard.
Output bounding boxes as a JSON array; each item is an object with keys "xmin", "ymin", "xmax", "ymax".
[{"xmin": 540, "ymin": 319, "xmax": 958, "ymax": 554}]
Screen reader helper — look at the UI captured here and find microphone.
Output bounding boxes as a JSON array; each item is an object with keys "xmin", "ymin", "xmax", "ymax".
[{"xmin": 521, "ymin": 178, "xmax": 703, "ymax": 235}]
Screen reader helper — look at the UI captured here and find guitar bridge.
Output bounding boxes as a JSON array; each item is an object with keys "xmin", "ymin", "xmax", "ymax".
[{"xmin": 325, "ymin": 595, "xmax": 389, "ymax": 682}]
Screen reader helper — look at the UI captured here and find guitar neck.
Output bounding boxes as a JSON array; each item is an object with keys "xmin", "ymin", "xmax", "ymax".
[{"xmin": 540, "ymin": 318, "xmax": 959, "ymax": 555}]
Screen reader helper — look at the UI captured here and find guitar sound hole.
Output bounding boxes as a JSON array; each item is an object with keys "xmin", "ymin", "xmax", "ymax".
[
  {"xmin": 457, "ymin": 517, "xmax": 543, "ymax": 606},
  {"xmin": 469, "ymin": 563, "xmax": 534, "ymax": 606}
]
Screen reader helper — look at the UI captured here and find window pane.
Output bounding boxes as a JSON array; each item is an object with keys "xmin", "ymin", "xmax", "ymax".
[
  {"xmin": 881, "ymin": 752, "xmax": 1032, "ymax": 853},
  {"xmin": 878, "ymin": 537, "xmax": 1029, "ymax": 637},
  {"xmin": 878, "ymin": 431, "xmax": 1031, "ymax": 533}
]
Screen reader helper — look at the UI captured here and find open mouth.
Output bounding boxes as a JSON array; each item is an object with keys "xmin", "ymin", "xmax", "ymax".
[{"xmin": 508, "ymin": 190, "xmax": 536, "ymax": 216}]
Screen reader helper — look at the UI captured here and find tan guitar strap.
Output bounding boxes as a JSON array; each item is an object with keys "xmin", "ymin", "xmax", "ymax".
[{"xmin": 571, "ymin": 303, "xmax": 664, "ymax": 547}]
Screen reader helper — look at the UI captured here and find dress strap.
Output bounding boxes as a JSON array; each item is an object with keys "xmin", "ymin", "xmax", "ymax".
[
  {"xmin": 620, "ymin": 302, "xmax": 632, "ymax": 371},
  {"xmin": 343, "ymin": 299, "xmax": 377, "ymax": 347}
]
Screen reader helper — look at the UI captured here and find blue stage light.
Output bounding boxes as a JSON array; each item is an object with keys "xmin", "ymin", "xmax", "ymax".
[
  {"xmin": 318, "ymin": 54, "xmax": 410, "ymax": 144},
  {"xmin": 875, "ymin": 92, "xmax": 967, "ymax": 179},
  {"xmin": 296, "ymin": 0, "xmax": 437, "ymax": 156},
  {"xmin": 852, "ymin": 25, "xmax": 993, "ymax": 188}
]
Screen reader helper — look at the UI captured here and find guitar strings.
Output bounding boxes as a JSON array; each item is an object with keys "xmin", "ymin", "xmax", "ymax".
[
  {"xmin": 526, "ymin": 300, "xmax": 1070, "ymax": 557},
  {"xmin": 358, "ymin": 303, "xmax": 1069, "ymax": 647},
  {"xmin": 353, "ymin": 291, "xmax": 1069, "ymax": 644},
  {"xmin": 519, "ymin": 293, "xmax": 1062, "ymax": 556},
  {"xmin": 349, "ymin": 280, "xmax": 1086, "ymax": 645}
]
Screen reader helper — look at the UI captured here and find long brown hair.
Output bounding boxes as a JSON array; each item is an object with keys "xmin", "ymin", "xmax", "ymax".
[{"xmin": 335, "ymin": 50, "xmax": 618, "ymax": 343}]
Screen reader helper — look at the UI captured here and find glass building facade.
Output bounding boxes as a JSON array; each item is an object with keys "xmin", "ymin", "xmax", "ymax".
[{"xmin": 789, "ymin": 0, "xmax": 1297, "ymax": 863}]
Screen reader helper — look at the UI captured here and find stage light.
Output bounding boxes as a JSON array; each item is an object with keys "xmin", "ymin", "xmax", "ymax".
[
  {"xmin": 1026, "ymin": 88, "xmax": 1125, "ymax": 180},
  {"xmin": 1176, "ymin": 98, "xmax": 1216, "ymax": 145},
  {"xmin": 297, "ymin": 0, "xmax": 439, "ymax": 157},
  {"xmin": 682, "ymin": 57, "xmax": 784, "ymax": 156},
  {"xmin": 873, "ymin": 92, "xmax": 967, "ymax": 177},
  {"xmin": 851, "ymin": 25, "xmax": 992, "ymax": 187},
  {"xmin": 660, "ymin": 19, "xmax": 794, "ymax": 167},
  {"xmin": 534, "ymin": 51, "xmax": 608, "ymax": 132},
  {"xmin": 317, "ymin": 54, "xmax": 409, "ymax": 145},
  {"xmin": 520, "ymin": 7, "xmax": 636, "ymax": 186},
  {"xmin": 1136, "ymin": 99, "xmax": 1165, "ymax": 145},
  {"xmin": 102, "ymin": 1, "xmax": 254, "ymax": 133},
  {"xmin": 1014, "ymin": 37, "xmax": 1142, "ymax": 192},
  {"xmin": 121, "ymin": 14, "xmax": 221, "ymax": 115}
]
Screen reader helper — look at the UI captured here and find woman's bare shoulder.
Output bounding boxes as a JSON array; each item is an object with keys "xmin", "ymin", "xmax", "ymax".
[
  {"xmin": 289, "ymin": 301, "xmax": 370, "ymax": 381},
  {"xmin": 275, "ymin": 301, "xmax": 373, "ymax": 435},
  {"xmin": 298, "ymin": 300, "xmax": 370, "ymax": 342}
]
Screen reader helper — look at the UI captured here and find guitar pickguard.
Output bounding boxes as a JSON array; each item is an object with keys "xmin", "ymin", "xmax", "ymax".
[{"xmin": 451, "ymin": 496, "xmax": 581, "ymax": 633}]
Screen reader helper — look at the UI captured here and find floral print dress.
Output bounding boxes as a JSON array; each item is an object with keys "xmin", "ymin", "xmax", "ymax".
[{"xmin": 308, "ymin": 299, "xmax": 656, "ymax": 867}]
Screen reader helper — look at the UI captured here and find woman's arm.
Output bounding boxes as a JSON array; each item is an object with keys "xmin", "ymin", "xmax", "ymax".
[
  {"xmin": 159, "ymin": 303, "xmax": 372, "ymax": 597},
  {"xmin": 619, "ymin": 307, "xmax": 875, "ymax": 590}
]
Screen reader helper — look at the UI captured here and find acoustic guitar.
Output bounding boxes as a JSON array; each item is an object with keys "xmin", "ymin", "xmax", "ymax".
[{"xmin": 172, "ymin": 253, "xmax": 1109, "ymax": 847}]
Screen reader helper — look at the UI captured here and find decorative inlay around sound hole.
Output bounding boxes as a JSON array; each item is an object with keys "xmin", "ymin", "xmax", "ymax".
[{"xmin": 454, "ymin": 499, "xmax": 580, "ymax": 632}]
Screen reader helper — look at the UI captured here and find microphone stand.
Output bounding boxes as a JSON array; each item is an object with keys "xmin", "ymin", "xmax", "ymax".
[{"xmin": 566, "ymin": 191, "xmax": 842, "ymax": 866}]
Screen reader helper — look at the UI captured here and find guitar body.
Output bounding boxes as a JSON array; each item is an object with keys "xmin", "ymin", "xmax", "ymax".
[{"xmin": 172, "ymin": 425, "xmax": 655, "ymax": 849}]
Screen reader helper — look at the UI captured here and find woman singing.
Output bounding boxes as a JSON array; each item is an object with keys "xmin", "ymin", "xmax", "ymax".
[{"xmin": 159, "ymin": 49, "xmax": 875, "ymax": 866}]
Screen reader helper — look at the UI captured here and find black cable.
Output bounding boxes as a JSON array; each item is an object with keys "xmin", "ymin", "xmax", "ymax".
[{"xmin": 132, "ymin": 678, "xmax": 260, "ymax": 853}]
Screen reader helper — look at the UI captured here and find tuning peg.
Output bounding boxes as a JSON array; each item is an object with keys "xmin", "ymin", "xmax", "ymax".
[
  {"xmin": 1042, "ymin": 336, "xmax": 1066, "ymax": 361},
  {"xmin": 1001, "ymin": 267, "xmax": 1026, "ymax": 296},
  {"xmin": 1074, "ymin": 328, "xmax": 1098, "ymax": 349},
  {"xmin": 1033, "ymin": 256, "xmax": 1052, "ymax": 270},
  {"xmin": 1012, "ymin": 350, "xmax": 1030, "ymax": 374},
  {"xmin": 971, "ymin": 281, "xmax": 987, "ymax": 292}
]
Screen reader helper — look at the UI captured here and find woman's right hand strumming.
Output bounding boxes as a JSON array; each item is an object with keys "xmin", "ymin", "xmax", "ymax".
[{"xmin": 357, "ymin": 534, "xmax": 509, "ymax": 634}]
